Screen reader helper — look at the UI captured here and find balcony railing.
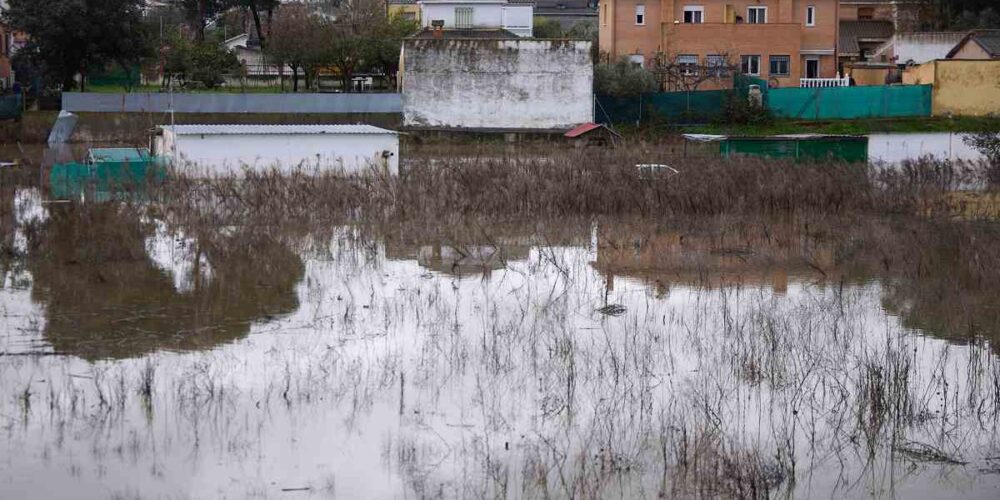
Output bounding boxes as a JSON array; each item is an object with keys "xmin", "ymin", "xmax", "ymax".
[{"xmin": 800, "ymin": 76, "xmax": 849, "ymax": 88}]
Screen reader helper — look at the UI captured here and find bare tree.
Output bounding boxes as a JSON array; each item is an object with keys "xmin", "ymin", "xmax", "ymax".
[
  {"xmin": 649, "ymin": 51, "xmax": 740, "ymax": 92},
  {"xmin": 266, "ymin": 3, "xmax": 332, "ymax": 92}
]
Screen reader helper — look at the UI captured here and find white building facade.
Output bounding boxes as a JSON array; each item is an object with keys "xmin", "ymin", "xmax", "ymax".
[
  {"xmin": 155, "ymin": 124, "xmax": 399, "ymax": 176},
  {"xmin": 419, "ymin": 0, "xmax": 534, "ymax": 37}
]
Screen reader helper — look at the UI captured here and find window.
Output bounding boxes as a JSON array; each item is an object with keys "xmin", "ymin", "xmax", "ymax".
[
  {"xmin": 769, "ymin": 55, "xmax": 790, "ymax": 76},
  {"xmin": 402, "ymin": 11, "xmax": 416, "ymax": 21},
  {"xmin": 683, "ymin": 6, "xmax": 704, "ymax": 24},
  {"xmin": 455, "ymin": 7, "xmax": 473, "ymax": 28},
  {"xmin": 635, "ymin": 4, "xmax": 645, "ymax": 25},
  {"xmin": 741, "ymin": 55, "xmax": 761, "ymax": 76},
  {"xmin": 858, "ymin": 7, "xmax": 874, "ymax": 20},
  {"xmin": 747, "ymin": 6, "xmax": 767, "ymax": 24},
  {"xmin": 629, "ymin": 54, "xmax": 645, "ymax": 68},
  {"xmin": 601, "ymin": 4, "xmax": 607, "ymax": 27},
  {"xmin": 677, "ymin": 54, "xmax": 699, "ymax": 76},
  {"xmin": 706, "ymin": 54, "xmax": 727, "ymax": 77},
  {"xmin": 806, "ymin": 6, "xmax": 816, "ymax": 26}
]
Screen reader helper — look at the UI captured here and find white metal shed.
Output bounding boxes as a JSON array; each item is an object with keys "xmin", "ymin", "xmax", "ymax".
[{"xmin": 154, "ymin": 124, "xmax": 400, "ymax": 176}]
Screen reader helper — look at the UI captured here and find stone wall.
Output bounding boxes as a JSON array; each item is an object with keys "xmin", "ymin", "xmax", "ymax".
[{"xmin": 401, "ymin": 39, "xmax": 594, "ymax": 130}]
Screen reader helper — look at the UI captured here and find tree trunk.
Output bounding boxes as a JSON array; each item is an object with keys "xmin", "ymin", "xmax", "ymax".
[
  {"xmin": 249, "ymin": 1, "xmax": 265, "ymax": 48},
  {"xmin": 291, "ymin": 65, "xmax": 299, "ymax": 92},
  {"xmin": 195, "ymin": 0, "xmax": 207, "ymax": 41}
]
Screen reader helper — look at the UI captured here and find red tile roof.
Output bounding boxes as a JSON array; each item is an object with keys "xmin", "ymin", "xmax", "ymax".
[{"xmin": 564, "ymin": 122, "xmax": 602, "ymax": 137}]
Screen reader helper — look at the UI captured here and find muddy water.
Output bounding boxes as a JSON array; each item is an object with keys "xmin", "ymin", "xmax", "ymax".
[{"xmin": 3, "ymin": 184, "xmax": 1000, "ymax": 498}]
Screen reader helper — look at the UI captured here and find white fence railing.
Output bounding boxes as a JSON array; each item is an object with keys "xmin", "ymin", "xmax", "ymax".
[{"xmin": 800, "ymin": 76, "xmax": 850, "ymax": 88}]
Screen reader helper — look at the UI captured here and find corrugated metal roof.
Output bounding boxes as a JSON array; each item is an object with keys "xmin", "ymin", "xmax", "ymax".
[
  {"xmin": 163, "ymin": 124, "xmax": 398, "ymax": 136},
  {"xmin": 839, "ymin": 21, "xmax": 895, "ymax": 56}
]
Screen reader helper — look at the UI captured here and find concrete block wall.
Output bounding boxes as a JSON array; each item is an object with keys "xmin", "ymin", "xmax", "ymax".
[{"xmin": 401, "ymin": 39, "xmax": 594, "ymax": 130}]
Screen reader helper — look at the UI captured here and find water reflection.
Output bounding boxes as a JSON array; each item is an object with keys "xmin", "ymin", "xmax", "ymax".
[
  {"xmin": 3, "ymin": 178, "xmax": 1000, "ymax": 498},
  {"xmin": 23, "ymin": 203, "xmax": 303, "ymax": 359},
  {"xmin": 591, "ymin": 217, "xmax": 1000, "ymax": 351},
  {"xmin": 382, "ymin": 223, "xmax": 588, "ymax": 277}
]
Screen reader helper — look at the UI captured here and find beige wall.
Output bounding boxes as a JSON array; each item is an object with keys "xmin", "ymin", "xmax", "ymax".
[
  {"xmin": 902, "ymin": 60, "xmax": 935, "ymax": 85},
  {"xmin": 388, "ymin": 4, "xmax": 421, "ymax": 23},
  {"xmin": 838, "ymin": 2, "xmax": 894, "ymax": 22},
  {"xmin": 931, "ymin": 60, "xmax": 1000, "ymax": 116},
  {"xmin": 847, "ymin": 65, "xmax": 889, "ymax": 85},
  {"xmin": 951, "ymin": 41, "xmax": 992, "ymax": 60}
]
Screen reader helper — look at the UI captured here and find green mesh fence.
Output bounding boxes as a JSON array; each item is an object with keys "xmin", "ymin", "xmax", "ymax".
[
  {"xmin": 50, "ymin": 158, "xmax": 168, "ymax": 202},
  {"xmin": 596, "ymin": 75, "xmax": 768, "ymax": 125},
  {"xmin": 0, "ymin": 94, "xmax": 23, "ymax": 120},
  {"xmin": 597, "ymin": 80, "xmax": 930, "ymax": 124},
  {"xmin": 88, "ymin": 66, "xmax": 142, "ymax": 89},
  {"xmin": 767, "ymin": 85, "xmax": 932, "ymax": 120},
  {"xmin": 719, "ymin": 137, "xmax": 869, "ymax": 163}
]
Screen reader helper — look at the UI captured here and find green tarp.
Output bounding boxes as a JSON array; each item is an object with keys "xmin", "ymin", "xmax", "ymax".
[
  {"xmin": 596, "ymin": 75, "xmax": 767, "ymax": 125},
  {"xmin": 719, "ymin": 136, "xmax": 869, "ymax": 163},
  {"xmin": 0, "ymin": 94, "xmax": 23, "ymax": 120},
  {"xmin": 766, "ymin": 85, "xmax": 932, "ymax": 120},
  {"xmin": 50, "ymin": 150, "xmax": 167, "ymax": 201},
  {"xmin": 596, "ymin": 82, "xmax": 932, "ymax": 125}
]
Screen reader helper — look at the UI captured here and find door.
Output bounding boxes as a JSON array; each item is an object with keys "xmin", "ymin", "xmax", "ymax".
[{"xmin": 805, "ymin": 58, "xmax": 820, "ymax": 79}]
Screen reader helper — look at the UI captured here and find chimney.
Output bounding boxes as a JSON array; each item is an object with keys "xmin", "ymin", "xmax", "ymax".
[{"xmin": 431, "ymin": 20, "xmax": 444, "ymax": 39}]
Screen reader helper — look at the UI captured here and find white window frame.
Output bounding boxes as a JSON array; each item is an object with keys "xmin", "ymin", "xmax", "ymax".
[
  {"xmin": 741, "ymin": 55, "xmax": 761, "ymax": 76},
  {"xmin": 706, "ymin": 54, "xmax": 727, "ymax": 77},
  {"xmin": 629, "ymin": 54, "xmax": 645, "ymax": 68},
  {"xmin": 806, "ymin": 6, "xmax": 816, "ymax": 27},
  {"xmin": 747, "ymin": 6, "xmax": 767, "ymax": 24},
  {"xmin": 683, "ymin": 6, "xmax": 704, "ymax": 24},
  {"xmin": 635, "ymin": 5, "xmax": 645, "ymax": 25},
  {"xmin": 677, "ymin": 54, "xmax": 699, "ymax": 76}
]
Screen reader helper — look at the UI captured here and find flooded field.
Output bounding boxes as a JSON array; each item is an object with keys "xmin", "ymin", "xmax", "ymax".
[{"xmin": 2, "ymin": 147, "xmax": 1000, "ymax": 499}]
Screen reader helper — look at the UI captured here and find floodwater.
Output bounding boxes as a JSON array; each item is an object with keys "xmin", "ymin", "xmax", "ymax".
[
  {"xmin": 2, "ymin": 139, "xmax": 1000, "ymax": 499},
  {"xmin": 2, "ymin": 171, "xmax": 1000, "ymax": 499}
]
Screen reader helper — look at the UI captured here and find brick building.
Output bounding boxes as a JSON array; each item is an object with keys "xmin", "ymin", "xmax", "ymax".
[{"xmin": 598, "ymin": 0, "xmax": 840, "ymax": 88}]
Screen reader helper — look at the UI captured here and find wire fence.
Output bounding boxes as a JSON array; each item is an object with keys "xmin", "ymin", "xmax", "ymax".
[{"xmin": 113, "ymin": 65, "xmax": 396, "ymax": 93}]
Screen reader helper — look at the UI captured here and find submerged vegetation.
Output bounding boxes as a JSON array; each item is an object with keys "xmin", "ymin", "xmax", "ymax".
[{"xmin": 2, "ymin": 150, "xmax": 1000, "ymax": 498}]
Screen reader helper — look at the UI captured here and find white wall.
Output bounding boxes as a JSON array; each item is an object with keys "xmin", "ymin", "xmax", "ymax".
[
  {"xmin": 420, "ymin": 2, "xmax": 533, "ymax": 37},
  {"xmin": 157, "ymin": 132, "xmax": 399, "ymax": 176},
  {"xmin": 868, "ymin": 132, "xmax": 984, "ymax": 164},
  {"xmin": 402, "ymin": 39, "xmax": 594, "ymax": 130},
  {"xmin": 887, "ymin": 33, "xmax": 967, "ymax": 65}
]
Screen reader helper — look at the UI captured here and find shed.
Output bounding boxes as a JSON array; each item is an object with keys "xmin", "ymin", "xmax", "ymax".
[
  {"xmin": 154, "ymin": 124, "xmax": 400, "ymax": 176},
  {"xmin": 564, "ymin": 122, "xmax": 622, "ymax": 147}
]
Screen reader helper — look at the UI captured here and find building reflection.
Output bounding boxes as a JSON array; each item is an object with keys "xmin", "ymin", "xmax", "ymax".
[
  {"xmin": 591, "ymin": 220, "xmax": 845, "ymax": 297},
  {"xmin": 382, "ymin": 221, "xmax": 588, "ymax": 278}
]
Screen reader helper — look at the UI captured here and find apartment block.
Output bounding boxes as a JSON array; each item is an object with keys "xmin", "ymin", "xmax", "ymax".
[{"xmin": 598, "ymin": 0, "xmax": 840, "ymax": 87}]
